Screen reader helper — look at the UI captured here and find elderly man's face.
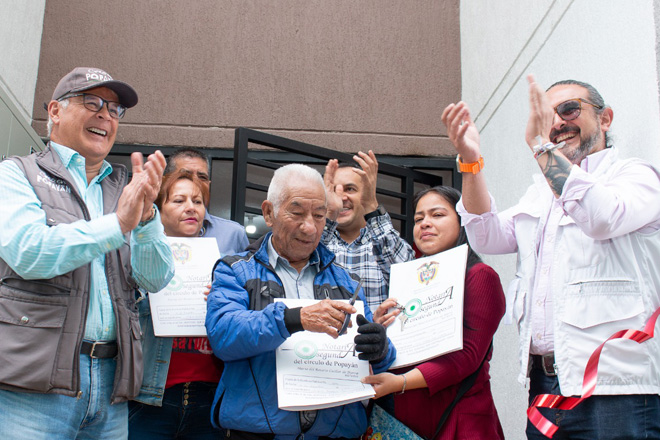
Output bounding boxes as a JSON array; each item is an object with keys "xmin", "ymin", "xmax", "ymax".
[
  {"xmin": 263, "ymin": 182, "xmax": 327, "ymax": 271},
  {"xmin": 49, "ymin": 86, "xmax": 119, "ymax": 166}
]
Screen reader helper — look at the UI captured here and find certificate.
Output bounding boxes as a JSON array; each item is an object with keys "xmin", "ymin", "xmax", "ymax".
[
  {"xmin": 387, "ymin": 244, "xmax": 468, "ymax": 369},
  {"xmin": 275, "ymin": 299, "xmax": 375, "ymax": 410},
  {"xmin": 149, "ymin": 237, "xmax": 220, "ymax": 337}
]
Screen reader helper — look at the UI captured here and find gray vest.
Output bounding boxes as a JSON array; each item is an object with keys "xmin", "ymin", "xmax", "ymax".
[{"xmin": 0, "ymin": 145, "xmax": 143, "ymax": 403}]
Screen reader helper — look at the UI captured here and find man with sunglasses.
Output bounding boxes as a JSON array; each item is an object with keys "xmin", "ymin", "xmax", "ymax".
[
  {"xmin": 0, "ymin": 67, "xmax": 175, "ymax": 439},
  {"xmin": 443, "ymin": 75, "xmax": 660, "ymax": 439}
]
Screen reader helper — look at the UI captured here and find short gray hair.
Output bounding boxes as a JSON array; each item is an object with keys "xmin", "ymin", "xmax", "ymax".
[
  {"xmin": 267, "ymin": 164, "xmax": 325, "ymax": 215},
  {"xmin": 46, "ymin": 99, "xmax": 69, "ymax": 137}
]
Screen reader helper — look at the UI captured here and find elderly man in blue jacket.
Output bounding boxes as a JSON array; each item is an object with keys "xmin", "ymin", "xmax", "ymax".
[{"xmin": 206, "ymin": 163, "xmax": 396, "ymax": 440}]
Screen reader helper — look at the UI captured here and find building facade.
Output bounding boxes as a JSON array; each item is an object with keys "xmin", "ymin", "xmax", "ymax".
[{"xmin": 2, "ymin": 1, "xmax": 660, "ymax": 437}]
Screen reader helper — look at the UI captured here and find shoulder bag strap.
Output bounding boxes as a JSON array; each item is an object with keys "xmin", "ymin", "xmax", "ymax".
[{"xmin": 428, "ymin": 341, "xmax": 493, "ymax": 440}]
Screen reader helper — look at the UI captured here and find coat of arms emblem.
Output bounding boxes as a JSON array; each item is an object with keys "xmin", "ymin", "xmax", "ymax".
[
  {"xmin": 416, "ymin": 261, "xmax": 439, "ymax": 285},
  {"xmin": 171, "ymin": 242, "xmax": 192, "ymax": 265}
]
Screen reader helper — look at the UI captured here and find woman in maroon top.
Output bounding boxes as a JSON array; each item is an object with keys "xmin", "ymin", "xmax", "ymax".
[{"xmin": 364, "ymin": 186, "xmax": 506, "ymax": 440}]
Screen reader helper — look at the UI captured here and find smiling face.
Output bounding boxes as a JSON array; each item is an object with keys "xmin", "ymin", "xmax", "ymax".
[
  {"xmin": 546, "ymin": 84, "xmax": 612, "ymax": 164},
  {"xmin": 48, "ymin": 86, "xmax": 119, "ymax": 168},
  {"xmin": 413, "ymin": 192, "xmax": 461, "ymax": 256},
  {"xmin": 333, "ymin": 167, "xmax": 367, "ymax": 236},
  {"xmin": 160, "ymin": 179, "xmax": 206, "ymax": 237},
  {"xmin": 262, "ymin": 181, "xmax": 327, "ymax": 271}
]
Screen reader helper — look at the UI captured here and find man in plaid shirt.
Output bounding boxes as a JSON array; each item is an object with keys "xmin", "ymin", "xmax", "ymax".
[{"xmin": 323, "ymin": 150, "xmax": 415, "ymax": 312}]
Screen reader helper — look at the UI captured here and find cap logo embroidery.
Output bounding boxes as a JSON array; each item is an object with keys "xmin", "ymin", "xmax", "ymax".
[{"xmin": 86, "ymin": 69, "xmax": 113, "ymax": 83}]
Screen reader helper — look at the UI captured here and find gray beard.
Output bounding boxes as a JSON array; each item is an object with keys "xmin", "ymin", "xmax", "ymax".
[{"xmin": 563, "ymin": 129, "xmax": 601, "ymax": 164}]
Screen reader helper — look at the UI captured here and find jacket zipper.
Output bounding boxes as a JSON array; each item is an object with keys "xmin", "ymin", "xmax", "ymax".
[{"xmin": 42, "ymin": 154, "xmax": 126, "ymax": 399}]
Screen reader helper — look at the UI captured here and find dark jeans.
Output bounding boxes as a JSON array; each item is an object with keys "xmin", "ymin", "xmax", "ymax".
[
  {"xmin": 128, "ymin": 381, "xmax": 221, "ymax": 440},
  {"xmin": 223, "ymin": 429, "xmax": 357, "ymax": 440},
  {"xmin": 526, "ymin": 364, "xmax": 660, "ymax": 440}
]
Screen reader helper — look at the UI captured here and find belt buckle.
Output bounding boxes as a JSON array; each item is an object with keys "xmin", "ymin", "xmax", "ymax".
[
  {"xmin": 541, "ymin": 354, "xmax": 556, "ymax": 377},
  {"xmin": 88, "ymin": 341, "xmax": 100, "ymax": 359}
]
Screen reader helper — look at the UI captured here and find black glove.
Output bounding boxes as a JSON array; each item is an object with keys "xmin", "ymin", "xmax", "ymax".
[{"xmin": 354, "ymin": 314, "xmax": 388, "ymax": 363}]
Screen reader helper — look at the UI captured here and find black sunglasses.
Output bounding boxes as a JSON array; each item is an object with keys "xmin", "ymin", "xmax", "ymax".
[{"xmin": 554, "ymin": 98, "xmax": 602, "ymax": 122}]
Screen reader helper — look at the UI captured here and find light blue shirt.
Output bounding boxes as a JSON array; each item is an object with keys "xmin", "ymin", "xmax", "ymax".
[
  {"xmin": 0, "ymin": 142, "xmax": 174, "ymax": 341},
  {"xmin": 203, "ymin": 213, "xmax": 249, "ymax": 256},
  {"xmin": 266, "ymin": 236, "xmax": 319, "ymax": 300}
]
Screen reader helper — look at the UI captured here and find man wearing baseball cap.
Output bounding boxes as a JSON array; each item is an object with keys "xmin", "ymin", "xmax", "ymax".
[{"xmin": 0, "ymin": 67, "xmax": 175, "ymax": 439}]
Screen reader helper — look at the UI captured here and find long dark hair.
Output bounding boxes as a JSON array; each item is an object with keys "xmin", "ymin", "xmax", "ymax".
[{"xmin": 412, "ymin": 185, "xmax": 482, "ymax": 272}]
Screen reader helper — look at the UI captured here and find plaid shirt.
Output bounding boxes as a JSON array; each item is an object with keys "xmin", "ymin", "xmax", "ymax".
[{"xmin": 322, "ymin": 212, "xmax": 415, "ymax": 312}]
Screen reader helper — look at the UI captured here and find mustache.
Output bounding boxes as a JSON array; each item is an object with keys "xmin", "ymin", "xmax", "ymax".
[{"xmin": 550, "ymin": 126, "xmax": 579, "ymax": 140}]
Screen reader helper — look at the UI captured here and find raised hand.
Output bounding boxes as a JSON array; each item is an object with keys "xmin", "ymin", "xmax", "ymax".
[
  {"xmin": 441, "ymin": 101, "xmax": 481, "ymax": 162},
  {"xmin": 352, "ymin": 150, "xmax": 379, "ymax": 213},
  {"xmin": 131, "ymin": 150, "xmax": 166, "ymax": 222},
  {"xmin": 116, "ymin": 171, "xmax": 148, "ymax": 234},
  {"xmin": 324, "ymin": 159, "xmax": 343, "ymax": 221},
  {"xmin": 525, "ymin": 74, "xmax": 554, "ymax": 149}
]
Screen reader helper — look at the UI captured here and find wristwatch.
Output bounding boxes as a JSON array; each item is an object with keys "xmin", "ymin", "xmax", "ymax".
[
  {"xmin": 456, "ymin": 154, "xmax": 484, "ymax": 174},
  {"xmin": 138, "ymin": 205, "xmax": 157, "ymax": 227},
  {"xmin": 364, "ymin": 205, "xmax": 386, "ymax": 221}
]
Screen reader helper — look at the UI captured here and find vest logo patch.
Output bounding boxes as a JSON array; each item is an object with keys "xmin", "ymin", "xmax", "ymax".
[{"xmin": 37, "ymin": 171, "xmax": 71, "ymax": 193}]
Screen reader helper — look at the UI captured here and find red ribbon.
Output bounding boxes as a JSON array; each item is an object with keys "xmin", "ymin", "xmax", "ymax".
[{"xmin": 527, "ymin": 306, "xmax": 660, "ymax": 438}]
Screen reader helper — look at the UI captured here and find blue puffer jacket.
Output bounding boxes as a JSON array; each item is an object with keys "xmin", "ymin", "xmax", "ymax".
[{"xmin": 206, "ymin": 233, "xmax": 395, "ymax": 438}]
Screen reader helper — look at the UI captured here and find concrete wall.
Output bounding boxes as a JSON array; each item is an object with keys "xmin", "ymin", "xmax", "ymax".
[
  {"xmin": 32, "ymin": 0, "xmax": 461, "ymax": 157},
  {"xmin": 8, "ymin": 0, "xmax": 660, "ymax": 437},
  {"xmin": 0, "ymin": 0, "xmax": 47, "ymax": 156},
  {"xmin": 0, "ymin": 82, "xmax": 45, "ymax": 158},
  {"xmin": 0, "ymin": 0, "xmax": 46, "ymax": 120},
  {"xmin": 460, "ymin": 0, "xmax": 660, "ymax": 438}
]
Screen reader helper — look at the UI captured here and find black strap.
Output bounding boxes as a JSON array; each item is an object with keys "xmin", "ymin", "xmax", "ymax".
[
  {"xmin": 80, "ymin": 341, "xmax": 118, "ymax": 359},
  {"xmin": 428, "ymin": 341, "xmax": 493, "ymax": 440}
]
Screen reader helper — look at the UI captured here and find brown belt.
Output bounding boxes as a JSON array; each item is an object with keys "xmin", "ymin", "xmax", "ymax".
[
  {"xmin": 80, "ymin": 341, "xmax": 118, "ymax": 359},
  {"xmin": 531, "ymin": 353, "xmax": 556, "ymax": 376}
]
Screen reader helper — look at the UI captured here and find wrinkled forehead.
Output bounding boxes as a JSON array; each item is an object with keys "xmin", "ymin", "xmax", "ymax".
[
  {"xmin": 282, "ymin": 183, "xmax": 327, "ymax": 209},
  {"xmin": 175, "ymin": 156, "xmax": 208, "ymax": 174},
  {"xmin": 546, "ymin": 84, "xmax": 589, "ymax": 108}
]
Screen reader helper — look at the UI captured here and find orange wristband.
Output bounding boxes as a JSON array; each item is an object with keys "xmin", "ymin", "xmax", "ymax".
[{"xmin": 456, "ymin": 155, "xmax": 484, "ymax": 174}]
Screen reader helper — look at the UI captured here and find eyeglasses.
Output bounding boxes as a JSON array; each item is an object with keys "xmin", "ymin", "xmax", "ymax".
[
  {"xmin": 59, "ymin": 93, "xmax": 127, "ymax": 119},
  {"xmin": 554, "ymin": 98, "xmax": 602, "ymax": 122}
]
